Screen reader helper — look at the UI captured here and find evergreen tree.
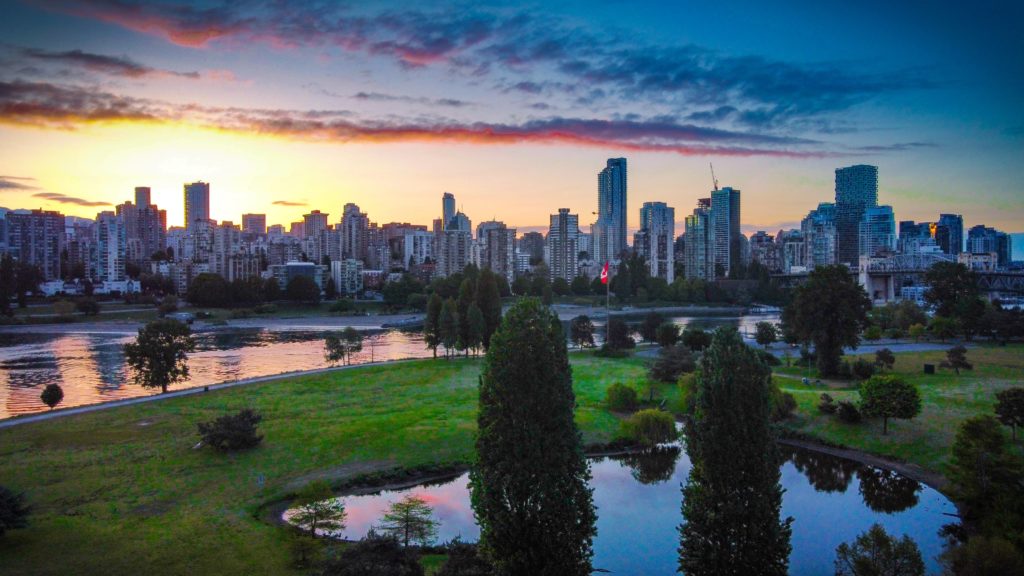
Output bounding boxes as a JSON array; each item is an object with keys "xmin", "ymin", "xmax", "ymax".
[
  {"xmin": 380, "ymin": 495, "xmax": 439, "ymax": 547},
  {"xmin": 640, "ymin": 311, "xmax": 664, "ymax": 342},
  {"xmin": 470, "ymin": 299, "xmax": 596, "ymax": 576},
  {"xmin": 291, "ymin": 481, "xmax": 347, "ymax": 538},
  {"xmin": 0, "ymin": 485, "xmax": 29, "ymax": 537},
  {"xmin": 995, "ymin": 388, "xmax": 1024, "ymax": 440},
  {"xmin": 456, "ymin": 278, "xmax": 476, "ymax": 356},
  {"xmin": 782, "ymin": 265, "xmax": 871, "ymax": 377},
  {"xmin": 466, "ymin": 303, "xmax": 485, "ymax": 356},
  {"xmin": 679, "ymin": 327, "xmax": 792, "ymax": 575},
  {"xmin": 475, "ymin": 269, "xmax": 502, "ymax": 348},
  {"xmin": 439, "ymin": 298, "xmax": 459, "ymax": 359},
  {"xmin": 834, "ymin": 524, "xmax": 924, "ymax": 576},
  {"xmin": 569, "ymin": 315, "xmax": 595, "ymax": 348},
  {"xmin": 424, "ymin": 293, "xmax": 443, "ymax": 358},
  {"xmin": 947, "ymin": 415, "xmax": 1024, "ymax": 525}
]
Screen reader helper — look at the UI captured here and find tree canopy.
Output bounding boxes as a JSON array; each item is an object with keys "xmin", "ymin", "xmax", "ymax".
[
  {"xmin": 859, "ymin": 375, "xmax": 922, "ymax": 435},
  {"xmin": 123, "ymin": 319, "xmax": 196, "ymax": 393}
]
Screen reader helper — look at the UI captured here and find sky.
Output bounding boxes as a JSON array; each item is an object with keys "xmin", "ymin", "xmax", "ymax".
[{"xmin": 0, "ymin": 0, "xmax": 1022, "ymax": 237}]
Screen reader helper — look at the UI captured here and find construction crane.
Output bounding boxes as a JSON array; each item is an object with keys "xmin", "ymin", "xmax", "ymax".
[{"xmin": 710, "ymin": 162, "xmax": 719, "ymax": 191}]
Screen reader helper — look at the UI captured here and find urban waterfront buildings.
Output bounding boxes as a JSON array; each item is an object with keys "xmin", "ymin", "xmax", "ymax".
[
  {"xmin": 637, "ymin": 202, "xmax": 675, "ymax": 283},
  {"xmin": 859, "ymin": 205, "xmax": 897, "ymax": 258},
  {"xmin": 835, "ymin": 165, "xmax": 879, "ymax": 267},
  {"xmin": 547, "ymin": 209, "xmax": 580, "ymax": 282},
  {"xmin": 593, "ymin": 158, "xmax": 627, "ymax": 264}
]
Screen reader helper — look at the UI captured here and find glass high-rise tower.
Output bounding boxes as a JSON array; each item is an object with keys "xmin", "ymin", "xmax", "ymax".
[
  {"xmin": 834, "ymin": 165, "xmax": 878, "ymax": 266},
  {"xmin": 183, "ymin": 181, "xmax": 210, "ymax": 229},
  {"xmin": 594, "ymin": 158, "xmax": 627, "ymax": 263}
]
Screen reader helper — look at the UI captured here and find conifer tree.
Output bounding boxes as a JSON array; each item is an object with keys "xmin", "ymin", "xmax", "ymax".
[
  {"xmin": 439, "ymin": 298, "xmax": 458, "ymax": 359},
  {"xmin": 424, "ymin": 293, "xmax": 443, "ymax": 358},
  {"xmin": 457, "ymin": 278, "xmax": 476, "ymax": 356},
  {"xmin": 467, "ymin": 303, "xmax": 485, "ymax": 356},
  {"xmin": 470, "ymin": 298, "xmax": 596, "ymax": 576},
  {"xmin": 475, "ymin": 269, "xmax": 503, "ymax": 348},
  {"xmin": 679, "ymin": 327, "xmax": 792, "ymax": 575}
]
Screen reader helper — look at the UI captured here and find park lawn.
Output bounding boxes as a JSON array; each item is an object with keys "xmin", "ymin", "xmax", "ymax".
[
  {"xmin": 776, "ymin": 343, "xmax": 1024, "ymax": 475},
  {"xmin": 0, "ymin": 352, "xmax": 648, "ymax": 576}
]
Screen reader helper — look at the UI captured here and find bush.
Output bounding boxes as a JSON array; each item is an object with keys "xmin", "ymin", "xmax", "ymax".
[
  {"xmin": 836, "ymin": 401, "xmax": 862, "ymax": 423},
  {"xmin": 818, "ymin": 393, "xmax": 837, "ymax": 414},
  {"xmin": 75, "ymin": 298, "xmax": 100, "ymax": 315},
  {"xmin": 605, "ymin": 383, "xmax": 639, "ymax": 412},
  {"xmin": 0, "ymin": 485, "xmax": 29, "ymax": 537},
  {"xmin": 681, "ymin": 327, "xmax": 711, "ymax": 351},
  {"xmin": 197, "ymin": 409, "xmax": 264, "ymax": 451},
  {"xmin": 655, "ymin": 322, "xmax": 680, "ymax": 347},
  {"xmin": 852, "ymin": 358, "xmax": 876, "ymax": 380},
  {"xmin": 676, "ymin": 372, "xmax": 698, "ymax": 415},
  {"xmin": 648, "ymin": 344, "xmax": 696, "ymax": 383},
  {"xmin": 319, "ymin": 532, "xmax": 424, "ymax": 576},
  {"xmin": 254, "ymin": 303, "xmax": 277, "ymax": 314},
  {"xmin": 605, "ymin": 317, "xmax": 635, "ymax": 350},
  {"xmin": 771, "ymin": 388, "xmax": 798, "ymax": 421},
  {"xmin": 40, "ymin": 383, "xmax": 63, "ymax": 410},
  {"xmin": 620, "ymin": 409, "xmax": 678, "ymax": 446},
  {"xmin": 330, "ymin": 299, "xmax": 354, "ymax": 313},
  {"xmin": 863, "ymin": 325, "xmax": 883, "ymax": 341},
  {"xmin": 436, "ymin": 540, "xmax": 491, "ymax": 576},
  {"xmin": 594, "ymin": 344, "xmax": 631, "ymax": 358}
]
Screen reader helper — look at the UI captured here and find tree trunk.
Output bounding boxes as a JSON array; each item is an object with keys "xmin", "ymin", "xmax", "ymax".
[{"xmin": 883, "ymin": 416, "xmax": 888, "ymax": 435}]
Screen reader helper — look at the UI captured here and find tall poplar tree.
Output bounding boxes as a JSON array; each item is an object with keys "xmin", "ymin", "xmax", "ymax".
[
  {"xmin": 679, "ymin": 327, "xmax": 792, "ymax": 575},
  {"xmin": 424, "ymin": 293, "xmax": 443, "ymax": 358},
  {"xmin": 456, "ymin": 278, "xmax": 476, "ymax": 356},
  {"xmin": 470, "ymin": 298, "xmax": 596, "ymax": 576},
  {"xmin": 475, "ymin": 269, "xmax": 503, "ymax": 348},
  {"xmin": 439, "ymin": 298, "xmax": 459, "ymax": 359}
]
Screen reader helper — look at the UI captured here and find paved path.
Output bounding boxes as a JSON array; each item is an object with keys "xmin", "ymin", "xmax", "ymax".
[{"xmin": 0, "ymin": 357, "xmax": 423, "ymax": 430}]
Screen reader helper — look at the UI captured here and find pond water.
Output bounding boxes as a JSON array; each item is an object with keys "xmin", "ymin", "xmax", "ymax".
[
  {"xmin": 0, "ymin": 311, "xmax": 779, "ymax": 419},
  {"xmin": 284, "ymin": 445, "xmax": 952, "ymax": 575}
]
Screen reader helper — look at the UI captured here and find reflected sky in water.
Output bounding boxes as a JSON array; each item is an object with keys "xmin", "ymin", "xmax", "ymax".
[{"xmin": 286, "ymin": 445, "xmax": 951, "ymax": 575}]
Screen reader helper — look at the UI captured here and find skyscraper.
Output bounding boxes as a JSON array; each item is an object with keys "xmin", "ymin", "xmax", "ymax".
[
  {"xmin": 936, "ymin": 213, "xmax": 964, "ymax": 255},
  {"xmin": 183, "ymin": 181, "xmax": 210, "ymax": 229},
  {"xmin": 242, "ymin": 214, "xmax": 267, "ymax": 235},
  {"xmin": 684, "ymin": 198, "xmax": 713, "ymax": 281},
  {"xmin": 340, "ymin": 204, "xmax": 369, "ymax": 261},
  {"xmin": 834, "ymin": 165, "xmax": 878, "ymax": 266},
  {"xmin": 442, "ymin": 192, "xmax": 456, "ymax": 230},
  {"xmin": 547, "ymin": 208, "xmax": 580, "ymax": 282},
  {"xmin": 5, "ymin": 209, "xmax": 64, "ymax": 281},
  {"xmin": 638, "ymin": 202, "xmax": 675, "ymax": 282},
  {"xmin": 859, "ymin": 205, "xmax": 897, "ymax": 258},
  {"xmin": 801, "ymin": 202, "xmax": 836, "ymax": 269},
  {"xmin": 135, "ymin": 186, "xmax": 151, "ymax": 207},
  {"xmin": 710, "ymin": 186, "xmax": 741, "ymax": 277},
  {"xmin": 476, "ymin": 220, "xmax": 516, "ymax": 284},
  {"xmin": 594, "ymin": 158, "xmax": 627, "ymax": 263},
  {"xmin": 93, "ymin": 211, "xmax": 126, "ymax": 283}
]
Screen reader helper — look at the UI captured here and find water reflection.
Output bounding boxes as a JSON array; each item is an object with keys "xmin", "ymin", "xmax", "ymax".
[
  {"xmin": 619, "ymin": 445, "xmax": 681, "ymax": 485},
  {"xmin": 283, "ymin": 446, "xmax": 951, "ymax": 575},
  {"xmin": 785, "ymin": 446, "xmax": 860, "ymax": 493},
  {"xmin": 856, "ymin": 467, "xmax": 921, "ymax": 514}
]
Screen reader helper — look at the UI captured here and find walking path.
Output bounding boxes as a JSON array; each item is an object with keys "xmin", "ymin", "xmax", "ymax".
[{"xmin": 0, "ymin": 357, "xmax": 420, "ymax": 430}]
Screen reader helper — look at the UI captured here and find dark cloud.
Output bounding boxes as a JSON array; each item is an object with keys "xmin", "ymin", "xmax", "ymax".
[
  {"xmin": 40, "ymin": 1, "xmax": 928, "ymax": 131},
  {"xmin": 853, "ymin": 142, "xmax": 937, "ymax": 152},
  {"xmin": 19, "ymin": 47, "xmax": 199, "ymax": 78},
  {"xmin": 0, "ymin": 175, "xmax": 39, "ymax": 190},
  {"xmin": 33, "ymin": 191, "xmax": 109, "ymax": 207},
  {"xmin": 0, "ymin": 80, "xmax": 833, "ymax": 158},
  {"xmin": 272, "ymin": 200, "xmax": 307, "ymax": 206},
  {"xmin": 353, "ymin": 91, "xmax": 472, "ymax": 108}
]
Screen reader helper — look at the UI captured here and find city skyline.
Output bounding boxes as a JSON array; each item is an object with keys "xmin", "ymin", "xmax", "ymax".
[{"xmin": 0, "ymin": 1, "xmax": 1022, "ymax": 235}]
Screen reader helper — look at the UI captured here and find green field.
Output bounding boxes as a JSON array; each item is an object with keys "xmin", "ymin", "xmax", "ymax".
[
  {"xmin": 775, "ymin": 344, "xmax": 1024, "ymax": 474},
  {"xmin": 0, "ymin": 353, "xmax": 651, "ymax": 576}
]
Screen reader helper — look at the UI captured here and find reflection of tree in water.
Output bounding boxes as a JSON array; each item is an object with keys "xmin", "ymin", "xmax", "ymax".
[
  {"xmin": 91, "ymin": 339, "xmax": 127, "ymax": 389},
  {"xmin": 618, "ymin": 446, "xmax": 681, "ymax": 485},
  {"xmin": 857, "ymin": 467, "xmax": 921, "ymax": 514},
  {"xmin": 783, "ymin": 446, "xmax": 860, "ymax": 493},
  {"xmin": 679, "ymin": 328, "xmax": 792, "ymax": 575}
]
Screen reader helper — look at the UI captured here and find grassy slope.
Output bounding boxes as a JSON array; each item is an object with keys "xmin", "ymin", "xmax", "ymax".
[
  {"xmin": 776, "ymin": 344, "xmax": 1024, "ymax": 474},
  {"xmin": 0, "ymin": 353, "xmax": 649, "ymax": 576}
]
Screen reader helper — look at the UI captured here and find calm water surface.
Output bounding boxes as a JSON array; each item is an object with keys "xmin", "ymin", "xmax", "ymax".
[
  {"xmin": 0, "ymin": 312, "xmax": 778, "ymax": 419},
  {"xmin": 285, "ymin": 445, "xmax": 952, "ymax": 575}
]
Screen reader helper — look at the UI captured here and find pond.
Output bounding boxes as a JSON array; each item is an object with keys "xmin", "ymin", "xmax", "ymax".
[
  {"xmin": 284, "ymin": 445, "xmax": 953, "ymax": 575},
  {"xmin": 0, "ymin": 311, "xmax": 779, "ymax": 419}
]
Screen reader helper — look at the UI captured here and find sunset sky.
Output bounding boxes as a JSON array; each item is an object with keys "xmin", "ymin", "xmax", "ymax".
[{"xmin": 1, "ymin": 0, "xmax": 1022, "ymax": 238}]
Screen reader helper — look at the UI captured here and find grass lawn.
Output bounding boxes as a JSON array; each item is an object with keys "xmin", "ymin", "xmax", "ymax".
[
  {"xmin": 775, "ymin": 343, "xmax": 1024, "ymax": 475},
  {"xmin": 0, "ymin": 352, "xmax": 651, "ymax": 576}
]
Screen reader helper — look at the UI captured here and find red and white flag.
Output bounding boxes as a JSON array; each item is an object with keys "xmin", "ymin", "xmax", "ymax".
[{"xmin": 600, "ymin": 261, "xmax": 609, "ymax": 284}]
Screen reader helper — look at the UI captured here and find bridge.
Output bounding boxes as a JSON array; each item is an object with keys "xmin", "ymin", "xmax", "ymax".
[{"xmin": 771, "ymin": 253, "xmax": 1024, "ymax": 303}]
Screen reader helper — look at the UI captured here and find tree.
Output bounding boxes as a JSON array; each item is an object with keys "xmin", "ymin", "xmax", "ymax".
[
  {"xmin": 681, "ymin": 326, "xmax": 712, "ymax": 351},
  {"xmin": 620, "ymin": 409, "xmax": 677, "ymax": 446},
  {"xmin": 755, "ymin": 321, "xmax": 778, "ymax": 349},
  {"xmin": 570, "ymin": 275, "xmax": 591, "ymax": 296},
  {"xmin": 15, "ymin": 261, "xmax": 43, "ymax": 308},
  {"xmin": 907, "ymin": 323, "xmax": 926, "ymax": 342},
  {"xmin": 379, "ymin": 495, "xmax": 438, "ymax": 547},
  {"xmin": 291, "ymin": 481, "xmax": 346, "ymax": 538},
  {"xmin": 0, "ymin": 485, "xmax": 29, "ymax": 537},
  {"xmin": 605, "ymin": 382, "xmax": 638, "ymax": 412},
  {"xmin": 782, "ymin": 265, "xmax": 871, "ymax": 377},
  {"xmin": 680, "ymin": 328, "xmax": 792, "ymax": 575},
  {"xmin": 648, "ymin": 344, "xmax": 696, "ymax": 383},
  {"xmin": 470, "ymin": 298, "xmax": 596, "ymax": 576},
  {"xmin": 475, "ymin": 269, "xmax": 502, "ymax": 348},
  {"xmin": 186, "ymin": 272, "xmax": 231, "ymax": 307},
  {"xmin": 856, "ymin": 468, "xmax": 921, "ymax": 514},
  {"xmin": 605, "ymin": 316, "xmax": 635, "ymax": 350},
  {"xmin": 874, "ymin": 348, "xmax": 896, "ymax": 372},
  {"xmin": 75, "ymin": 297, "xmax": 100, "ymax": 315},
  {"xmin": 552, "ymin": 276, "xmax": 571, "ymax": 296},
  {"xmin": 0, "ymin": 254, "xmax": 16, "ymax": 316},
  {"xmin": 325, "ymin": 327, "xmax": 364, "ymax": 365},
  {"xmin": 439, "ymin": 298, "xmax": 459, "ymax": 358},
  {"xmin": 263, "ymin": 277, "xmax": 282, "ymax": 301},
  {"xmin": 947, "ymin": 415, "xmax": 1024, "ymax": 523},
  {"xmin": 995, "ymin": 388, "xmax": 1024, "ymax": 440},
  {"xmin": 324, "ymin": 277, "xmax": 338, "ymax": 300},
  {"xmin": 123, "ymin": 319, "xmax": 196, "ymax": 393},
  {"xmin": 436, "ymin": 539, "xmax": 492, "ymax": 576},
  {"xmin": 925, "ymin": 261, "xmax": 981, "ymax": 320},
  {"xmin": 859, "ymin": 375, "xmax": 921, "ymax": 435},
  {"xmin": 40, "ymin": 383, "xmax": 63, "ymax": 410},
  {"xmin": 569, "ymin": 315, "xmax": 595, "ymax": 348},
  {"xmin": 929, "ymin": 316, "xmax": 958, "ymax": 342},
  {"xmin": 939, "ymin": 535, "xmax": 1024, "ymax": 576},
  {"xmin": 466, "ymin": 304, "xmax": 485, "ymax": 356},
  {"xmin": 941, "ymin": 345, "xmax": 973, "ymax": 375},
  {"xmin": 197, "ymin": 409, "xmax": 264, "ymax": 451},
  {"xmin": 640, "ymin": 311, "xmax": 665, "ymax": 342},
  {"xmin": 456, "ymin": 278, "xmax": 476, "ymax": 356},
  {"xmin": 655, "ymin": 322, "xmax": 680, "ymax": 347},
  {"xmin": 286, "ymin": 275, "xmax": 321, "ymax": 304},
  {"xmin": 424, "ymin": 293, "xmax": 443, "ymax": 358},
  {"xmin": 834, "ymin": 523, "xmax": 924, "ymax": 576},
  {"xmin": 319, "ymin": 531, "xmax": 424, "ymax": 576}
]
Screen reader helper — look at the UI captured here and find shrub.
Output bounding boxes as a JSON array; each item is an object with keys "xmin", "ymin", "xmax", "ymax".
[
  {"xmin": 436, "ymin": 539, "xmax": 491, "ymax": 576},
  {"xmin": 254, "ymin": 303, "xmax": 277, "ymax": 314},
  {"xmin": 771, "ymin": 388, "xmax": 798, "ymax": 421},
  {"xmin": 655, "ymin": 322, "xmax": 680, "ymax": 347},
  {"xmin": 319, "ymin": 531, "xmax": 424, "ymax": 576},
  {"xmin": 863, "ymin": 325, "xmax": 883, "ymax": 341},
  {"xmin": 676, "ymin": 373, "xmax": 698, "ymax": 415},
  {"xmin": 836, "ymin": 401, "xmax": 862, "ymax": 423},
  {"xmin": 605, "ymin": 383, "xmax": 639, "ymax": 412},
  {"xmin": 818, "ymin": 393, "xmax": 837, "ymax": 414},
  {"xmin": 330, "ymin": 299, "xmax": 354, "ymax": 313},
  {"xmin": 648, "ymin": 344, "xmax": 696, "ymax": 383},
  {"xmin": 0, "ymin": 485, "xmax": 30, "ymax": 537},
  {"xmin": 681, "ymin": 327, "xmax": 711, "ymax": 351},
  {"xmin": 852, "ymin": 358, "xmax": 876, "ymax": 380},
  {"xmin": 620, "ymin": 409, "xmax": 677, "ymax": 446},
  {"xmin": 40, "ymin": 383, "xmax": 63, "ymax": 410},
  {"xmin": 197, "ymin": 409, "xmax": 264, "ymax": 451},
  {"xmin": 75, "ymin": 298, "xmax": 100, "ymax": 315},
  {"xmin": 594, "ymin": 344, "xmax": 631, "ymax": 358}
]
